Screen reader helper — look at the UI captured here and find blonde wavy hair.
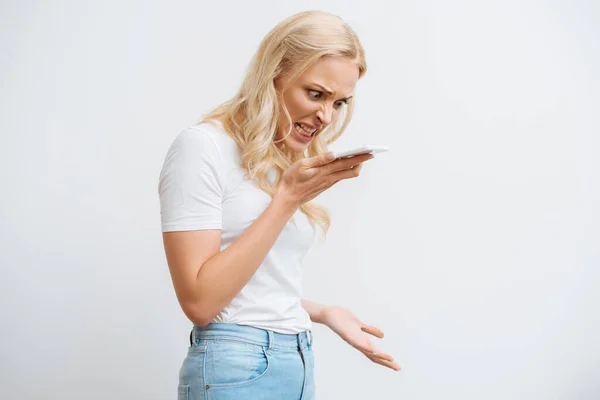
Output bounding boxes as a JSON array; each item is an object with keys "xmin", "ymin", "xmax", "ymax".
[{"xmin": 200, "ymin": 10, "xmax": 367, "ymax": 236}]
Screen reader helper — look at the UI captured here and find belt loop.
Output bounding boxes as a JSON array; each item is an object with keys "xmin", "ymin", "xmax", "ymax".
[
  {"xmin": 307, "ymin": 330, "xmax": 312, "ymax": 347},
  {"xmin": 267, "ymin": 330, "xmax": 274, "ymax": 351}
]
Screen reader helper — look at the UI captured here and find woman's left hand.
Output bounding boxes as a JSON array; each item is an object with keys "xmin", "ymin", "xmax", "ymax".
[{"xmin": 321, "ymin": 306, "xmax": 401, "ymax": 371}]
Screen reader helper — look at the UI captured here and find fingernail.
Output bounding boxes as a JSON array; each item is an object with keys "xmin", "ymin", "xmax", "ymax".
[{"xmin": 327, "ymin": 153, "xmax": 336, "ymax": 160}]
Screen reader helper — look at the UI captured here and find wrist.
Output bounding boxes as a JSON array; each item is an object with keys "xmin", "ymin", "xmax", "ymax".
[
  {"xmin": 318, "ymin": 305, "xmax": 340, "ymax": 326},
  {"xmin": 273, "ymin": 187, "xmax": 300, "ymax": 215},
  {"xmin": 302, "ymin": 299, "xmax": 332, "ymax": 325}
]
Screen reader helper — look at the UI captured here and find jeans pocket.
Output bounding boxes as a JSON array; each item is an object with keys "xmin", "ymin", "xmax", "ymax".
[
  {"xmin": 204, "ymin": 339, "xmax": 270, "ymax": 389},
  {"xmin": 177, "ymin": 384, "xmax": 190, "ymax": 400}
]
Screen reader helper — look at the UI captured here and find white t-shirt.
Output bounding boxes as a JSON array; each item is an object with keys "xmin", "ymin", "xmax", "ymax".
[{"xmin": 158, "ymin": 121, "xmax": 316, "ymax": 334}]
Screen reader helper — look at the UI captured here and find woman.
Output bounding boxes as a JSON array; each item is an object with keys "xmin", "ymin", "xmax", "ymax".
[{"xmin": 159, "ymin": 10, "xmax": 400, "ymax": 400}]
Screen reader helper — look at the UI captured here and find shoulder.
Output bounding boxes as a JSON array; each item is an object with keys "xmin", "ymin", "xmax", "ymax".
[
  {"xmin": 188, "ymin": 120, "xmax": 241, "ymax": 164},
  {"xmin": 165, "ymin": 121, "xmax": 222, "ymax": 154},
  {"xmin": 171, "ymin": 123, "xmax": 219, "ymax": 152},
  {"xmin": 162, "ymin": 120, "xmax": 242, "ymax": 176}
]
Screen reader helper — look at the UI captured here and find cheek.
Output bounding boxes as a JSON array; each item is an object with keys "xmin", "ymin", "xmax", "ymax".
[
  {"xmin": 333, "ymin": 108, "xmax": 343, "ymax": 120},
  {"xmin": 287, "ymin": 92, "xmax": 318, "ymax": 117}
]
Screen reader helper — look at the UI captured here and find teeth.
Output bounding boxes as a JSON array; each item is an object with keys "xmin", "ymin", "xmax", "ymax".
[{"xmin": 295, "ymin": 123, "xmax": 317, "ymax": 136}]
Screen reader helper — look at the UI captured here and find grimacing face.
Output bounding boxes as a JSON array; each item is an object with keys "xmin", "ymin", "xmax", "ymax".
[{"xmin": 274, "ymin": 57, "xmax": 360, "ymax": 153}]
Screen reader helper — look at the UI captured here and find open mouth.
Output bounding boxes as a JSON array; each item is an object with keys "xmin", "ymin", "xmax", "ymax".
[{"xmin": 294, "ymin": 122, "xmax": 318, "ymax": 137}]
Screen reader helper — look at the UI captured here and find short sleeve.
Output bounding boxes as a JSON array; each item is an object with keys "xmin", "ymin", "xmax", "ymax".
[{"xmin": 158, "ymin": 127, "xmax": 224, "ymax": 232}]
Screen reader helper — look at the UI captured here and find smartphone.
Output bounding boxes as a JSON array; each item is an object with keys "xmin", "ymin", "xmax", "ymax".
[{"xmin": 332, "ymin": 145, "xmax": 389, "ymax": 160}]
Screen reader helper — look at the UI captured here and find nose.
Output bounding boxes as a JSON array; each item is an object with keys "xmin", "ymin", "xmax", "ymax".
[{"xmin": 316, "ymin": 103, "xmax": 333, "ymax": 126}]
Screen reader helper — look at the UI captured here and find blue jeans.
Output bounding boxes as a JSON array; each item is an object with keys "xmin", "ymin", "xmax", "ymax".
[{"xmin": 178, "ymin": 323, "xmax": 315, "ymax": 400}]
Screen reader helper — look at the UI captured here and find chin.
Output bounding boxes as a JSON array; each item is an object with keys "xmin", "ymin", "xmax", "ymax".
[{"xmin": 284, "ymin": 138, "xmax": 310, "ymax": 154}]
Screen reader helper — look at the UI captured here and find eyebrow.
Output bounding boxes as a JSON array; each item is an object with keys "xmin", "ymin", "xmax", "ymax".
[{"xmin": 312, "ymin": 83, "xmax": 353, "ymax": 101}]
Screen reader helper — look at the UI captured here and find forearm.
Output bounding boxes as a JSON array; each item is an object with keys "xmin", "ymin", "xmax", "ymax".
[
  {"xmin": 195, "ymin": 194, "xmax": 298, "ymax": 324},
  {"xmin": 301, "ymin": 299, "xmax": 331, "ymax": 324}
]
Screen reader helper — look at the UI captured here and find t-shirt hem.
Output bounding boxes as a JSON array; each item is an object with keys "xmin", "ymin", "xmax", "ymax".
[{"xmin": 222, "ymin": 321, "xmax": 314, "ymax": 335}]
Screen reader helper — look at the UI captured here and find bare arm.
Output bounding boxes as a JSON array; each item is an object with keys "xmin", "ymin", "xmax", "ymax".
[{"xmin": 163, "ymin": 194, "xmax": 298, "ymax": 326}]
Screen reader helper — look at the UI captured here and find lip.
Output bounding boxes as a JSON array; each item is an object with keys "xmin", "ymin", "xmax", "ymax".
[
  {"xmin": 293, "ymin": 123, "xmax": 315, "ymax": 143},
  {"xmin": 296, "ymin": 122, "xmax": 319, "ymax": 130}
]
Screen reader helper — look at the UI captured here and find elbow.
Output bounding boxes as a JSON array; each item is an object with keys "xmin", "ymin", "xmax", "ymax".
[
  {"xmin": 194, "ymin": 315, "xmax": 213, "ymax": 327},
  {"xmin": 185, "ymin": 302, "xmax": 217, "ymax": 327}
]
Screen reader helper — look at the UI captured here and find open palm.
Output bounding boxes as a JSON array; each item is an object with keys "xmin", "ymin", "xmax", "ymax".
[{"xmin": 321, "ymin": 306, "xmax": 401, "ymax": 371}]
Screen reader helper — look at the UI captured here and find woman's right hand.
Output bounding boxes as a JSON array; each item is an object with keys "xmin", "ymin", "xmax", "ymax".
[{"xmin": 275, "ymin": 152, "xmax": 375, "ymax": 207}]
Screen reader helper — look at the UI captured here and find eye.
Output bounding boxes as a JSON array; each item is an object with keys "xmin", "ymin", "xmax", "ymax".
[
  {"xmin": 307, "ymin": 90, "xmax": 322, "ymax": 100},
  {"xmin": 335, "ymin": 99, "xmax": 350, "ymax": 108}
]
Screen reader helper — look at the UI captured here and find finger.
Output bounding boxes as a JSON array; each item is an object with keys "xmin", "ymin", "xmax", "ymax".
[
  {"xmin": 305, "ymin": 152, "xmax": 337, "ymax": 168},
  {"xmin": 335, "ymin": 153, "xmax": 374, "ymax": 169},
  {"xmin": 328, "ymin": 166, "xmax": 362, "ymax": 184},
  {"xmin": 350, "ymin": 162, "xmax": 363, "ymax": 171},
  {"xmin": 347, "ymin": 163, "xmax": 363, "ymax": 175},
  {"xmin": 354, "ymin": 342, "xmax": 386, "ymax": 359},
  {"xmin": 325, "ymin": 153, "xmax": 374, "ymax": 173},
  {"xmin": 355, "ymin": 342, "xmax": 394, "ymax": 361},
  {"xmin": 366, "ymin": 353, "xmax": 402, "ymax": 371},
  {"xmin": 363, "ymin": 345, "xmax": 394, "ymax": 362},
  {"xmin": 381, "ymin": 359, "xmax": 402, "ymax": 372},
  {"xmin": 361, "ymin": 324, "xmax": 385, "ymax": 339},
  {"xmin": 328, "ymin": 158, "xmax": 371, "ymax": 183},
  {"xmin": 334, "ymin": 151, "xmax": 374, "ymax": 161},
  {"xmin": 368, "ymin": 351, "xmax": 395, "ymax": 362}
]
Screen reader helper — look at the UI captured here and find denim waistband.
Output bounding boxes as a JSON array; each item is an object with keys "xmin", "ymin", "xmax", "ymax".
[{"xmin": 190, "ymin": 323, "xmax": 312, "ymax": 351}]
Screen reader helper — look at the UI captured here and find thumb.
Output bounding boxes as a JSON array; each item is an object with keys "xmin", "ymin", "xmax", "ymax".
[{"xmin": 305, "ymin": 152, "xmax": 336, "ymax": 168}]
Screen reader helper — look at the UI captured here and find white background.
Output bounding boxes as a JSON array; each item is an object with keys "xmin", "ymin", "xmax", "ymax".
[{"xmin": 1, "ymin": 1, "xmax": 599, "ymax": 399}]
